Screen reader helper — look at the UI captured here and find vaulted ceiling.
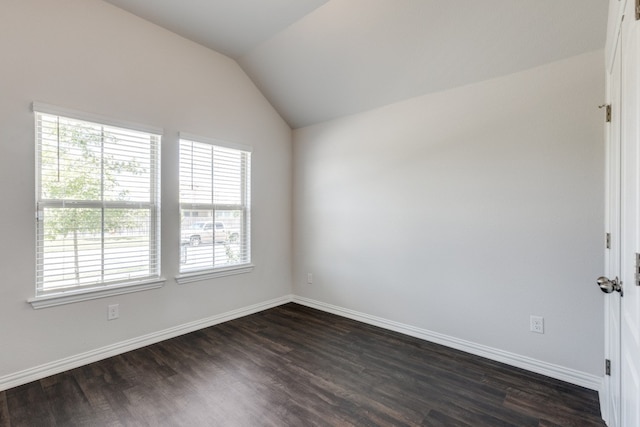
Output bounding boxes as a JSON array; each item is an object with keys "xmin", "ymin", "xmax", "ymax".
[{"xmin": 103, "ymin": 0, "xmax": 608, "ymax": 129}]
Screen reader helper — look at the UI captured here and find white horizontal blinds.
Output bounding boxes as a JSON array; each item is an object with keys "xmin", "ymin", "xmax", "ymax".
[
  {"xmin": 36, "ymin": 111, "xmax": 160, "ymax": 295},
  {"xmin": 179, "ymin": 137, "xmax": 251, "ymax": 273}
]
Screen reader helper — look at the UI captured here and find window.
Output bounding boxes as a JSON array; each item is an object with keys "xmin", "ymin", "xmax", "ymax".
[
  {"xmin": 33, "ymin": 103, "xmax": 162, "ymax": 304},
  {"xmin": 178, "ymin": 134, "xmax": 252, "ymax": 279}
]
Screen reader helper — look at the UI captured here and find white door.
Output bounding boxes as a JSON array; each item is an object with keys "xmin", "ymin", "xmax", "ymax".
[
  {"xmin": 619, "ymin": 2, "xmax": 640, "ymax": 425},
  {"xmin": 603, "ymin": 20, "xmax": 622, "ymax": 426},
  {"xmin": 603, "ymin": 2, "xmax": 640, "ymax": 426}
]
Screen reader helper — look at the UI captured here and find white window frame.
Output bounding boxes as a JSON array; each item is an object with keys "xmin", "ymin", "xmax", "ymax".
[
  {"xmin": 176, "ymin": 132, "xmax": 253, "ymax": 284},
  {"xmin": 29, "ymin": 102, "xmax": 165, "ymax": 308}
]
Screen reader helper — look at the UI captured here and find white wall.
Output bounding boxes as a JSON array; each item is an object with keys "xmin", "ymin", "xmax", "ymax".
[
  {"xmin": 293, "ymin": 51, "xmax": 605, "ymax": 378},
  {"xmin": 0, "ymin": 0, "xmax": 291, "ymax": 382}
]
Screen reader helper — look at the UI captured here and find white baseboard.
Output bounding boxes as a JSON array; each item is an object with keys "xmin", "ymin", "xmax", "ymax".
[
  {"xmin": 1, "ymin": 294, "xmax": 603, "ymax": 394},
  {"xmin": 0, "ymin": 295, "xmax": 294, "ymax": 392},
  {"xmin": 292, "ymin": 296, "xmax": 603, "ymax": 391}
]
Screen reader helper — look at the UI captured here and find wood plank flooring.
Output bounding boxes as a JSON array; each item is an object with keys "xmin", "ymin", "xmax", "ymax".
[{"xmin": 0, "ymin": 303, "xmax": 605, "ymax": 426}]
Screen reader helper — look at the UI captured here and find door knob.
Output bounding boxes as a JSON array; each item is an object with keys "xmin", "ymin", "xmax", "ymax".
[{"xmin": 597, "ymin": 276, "xmax": 623, "ymax": 296}]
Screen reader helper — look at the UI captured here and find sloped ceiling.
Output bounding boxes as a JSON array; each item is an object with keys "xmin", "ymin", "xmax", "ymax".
[{"xmin": 104, "ymin": 0, "xmax": 608, "ymax": 129}]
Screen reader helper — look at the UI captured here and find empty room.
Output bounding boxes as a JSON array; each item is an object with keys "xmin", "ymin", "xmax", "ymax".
[{"xmin": 0, "ymin": 0, "xmax": 638, "ymax": 426}]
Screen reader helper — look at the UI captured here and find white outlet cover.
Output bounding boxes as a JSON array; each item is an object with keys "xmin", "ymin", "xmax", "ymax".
[
  {"xmin": 108, "ymin": 304, "xmax": 119, "ymax": 320},
  {"xmin": 530, "ymin": 315, "xmax": 544, "ymax": 334}
]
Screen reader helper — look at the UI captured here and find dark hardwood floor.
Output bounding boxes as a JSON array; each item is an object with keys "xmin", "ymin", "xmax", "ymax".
[{"xmin": 0, "ymin": 303, "xmax": 604, "ymax": 426}]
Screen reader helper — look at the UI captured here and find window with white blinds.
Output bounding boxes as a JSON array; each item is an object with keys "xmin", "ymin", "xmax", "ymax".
[
  {"xmin": 34, "ymin": 105, "xmax": 161, "ymax": 298},
  {"xmin": 179, "ymin": 135, "xmax": 251, "ymax": 276}
]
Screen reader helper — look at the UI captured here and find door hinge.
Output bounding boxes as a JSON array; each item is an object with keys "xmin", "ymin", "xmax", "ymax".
[
  {"xmin": 606, "ymin": 359, "xmax": 611, "ymax": 376},
  {"xmin": 636, "ymin": 0, "xmax": 640, "ymax": 21},
  {"xmin": 600, "ymin": 104, "xmax": 611, "ymax": 122},
  {"xmin": 606, "ymin": 233, "xmax": 611, "ymax": 249},
  {"xmin": 635, "ymin": 253, "xmax": 640, "ymax": 286}
]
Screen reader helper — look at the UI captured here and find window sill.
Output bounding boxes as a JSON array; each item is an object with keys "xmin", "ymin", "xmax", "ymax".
[
  {"xmin": 175, "ymin": 264, "xmax": 254, "ymax": 285},
  {"xmin": 28, "ymin": 278, "xmax": 166, "ymax": 309}
]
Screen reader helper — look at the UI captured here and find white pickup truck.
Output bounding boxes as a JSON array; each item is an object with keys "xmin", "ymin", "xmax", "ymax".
[{"xmin": 181, "ymin": 221, "xmax": 228, "ymax": 246}]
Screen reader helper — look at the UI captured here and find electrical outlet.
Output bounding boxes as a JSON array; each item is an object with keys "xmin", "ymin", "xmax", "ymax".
[
  {"xmin": 307, "ymin": 273, "xmax": 313, "ymax": 284},
  {"xmin": 530, "ymin": 315, "xmax": 544, "ymax": 334},
  {"xmin": 108, "ymin": 304, "xmax": 119, "ymax": 320}
]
